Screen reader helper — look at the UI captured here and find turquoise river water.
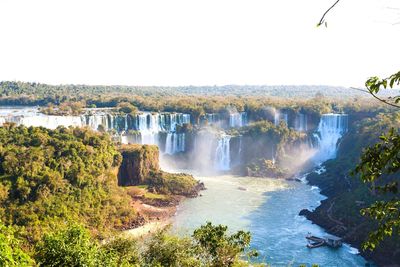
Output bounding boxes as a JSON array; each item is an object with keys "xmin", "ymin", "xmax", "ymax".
[{"xmin": 173, "ymin": 174, "xmax": 373, "ymax": 267}]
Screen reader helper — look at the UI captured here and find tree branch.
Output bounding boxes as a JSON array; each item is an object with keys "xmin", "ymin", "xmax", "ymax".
[
  {"xmin": 350, "ymin": 87, "xmax": 400, "ymax": 108},
  {"xmin": 318, "ymin": 0, "xmax": 341, "ymax": 26}
]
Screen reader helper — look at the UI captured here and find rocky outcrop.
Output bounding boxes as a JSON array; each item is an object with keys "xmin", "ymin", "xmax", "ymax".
[
  {"xmin": 183, "ymin": 181, "xmax": 206, "ymax": 198},
  {"xmin": 118, "ymin": 144, "xmax": 160, "ymax": 186},
  {"xmin": 117, "ymin": 145, "xmax": 205, "ymax": 197}
]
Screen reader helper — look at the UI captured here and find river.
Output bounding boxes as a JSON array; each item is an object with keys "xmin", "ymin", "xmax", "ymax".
[{"xmin": 173, "ymin": 174, "xmax": 371, "ymax": 267}]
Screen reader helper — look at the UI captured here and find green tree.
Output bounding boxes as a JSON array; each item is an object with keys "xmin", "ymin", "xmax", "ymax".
[
  {"xmin": 101, "ymin": 237, "xmax": 140, "ymax": 267},
  {"xmin": 353, "ymin": 72, "xmax": 400, "ymax": 250},
  {"xmin": 0, "ymin": 221, "xmax": 33, "ymax": 266},
  {"xmin": 143, "ymin": 229, "xmax": 200, "ymax": 267},
  {"xmin": 118, "ymin": 102, "xmax": 138, "ymax": 114},
  {"xmin": 35, "ymin": 225, "xmax": 100, "ymax": 267},
  {"xmin": 193, "ymin": 222, "xmax": 255, "ymax": 267},
  {"xmin": 143, "ymin": 223, "xmax": 257, "ymax": 267}
]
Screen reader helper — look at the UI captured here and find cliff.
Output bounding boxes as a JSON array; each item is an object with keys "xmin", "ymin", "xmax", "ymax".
[
  {"xmin": 118, "ymin": 144, "xmax": 160, "ymax": 186},
  {"xmin": 300, "ymin": 113, "xmax": 400, "ymax": 267},
  {"xmin": 117, "ymin": 144, "xmax": 204, "ymax": 197}
]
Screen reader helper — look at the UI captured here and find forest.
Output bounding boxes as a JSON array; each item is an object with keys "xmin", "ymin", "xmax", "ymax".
[{"xmin": 1, "ymin": 124, "xmax": 250, "ymax": 266}]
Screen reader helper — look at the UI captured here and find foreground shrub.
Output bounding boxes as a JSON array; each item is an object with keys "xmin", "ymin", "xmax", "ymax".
[{"xmin": 0, "ymin": 221, "xmax": 33, "ymax": 267}]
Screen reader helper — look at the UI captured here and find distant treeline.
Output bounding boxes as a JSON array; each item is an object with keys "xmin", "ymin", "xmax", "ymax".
[
  {"xmin": 0, "ymin": 81, "xmax": 394, "ymax": 122},
  {"xmin": 0, "ymin": 81, "xmax": 365, "ymax": 98}
]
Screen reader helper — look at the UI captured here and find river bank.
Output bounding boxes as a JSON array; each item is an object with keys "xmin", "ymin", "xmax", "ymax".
[
  {"xmin": 300, "ymin": 169, "xmax": 396, "ymax": 267},
  {"xmin": 122, "ymin": 185, "xmax": 188, "ymax": 238}
]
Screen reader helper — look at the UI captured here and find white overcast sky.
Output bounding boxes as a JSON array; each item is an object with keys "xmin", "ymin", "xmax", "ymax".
[{"xmin": 0, "ymin": 0, "xmax": 399, "ymax": 87}]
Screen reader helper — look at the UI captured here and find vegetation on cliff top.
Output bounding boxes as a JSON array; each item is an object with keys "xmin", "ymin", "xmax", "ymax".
[
  {"xmin": 231, "ymin": 120, "xmax": 310, "ymax": 177},
  {"xmin": 117, "ymin": 144, "xmax": 200, "ymax": 197},
  {"xmin": 148, "ymin": 171, "xmax": 200, "ymax": 197},
  {"xmin": 0, "ymin": 124, "xmax": 137, "ymax": 244}
]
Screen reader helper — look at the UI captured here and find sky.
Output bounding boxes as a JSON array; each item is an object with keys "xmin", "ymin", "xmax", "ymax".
[{"xmin": 0, "ymin": 0, "xmax": 399, "ymax": 87}]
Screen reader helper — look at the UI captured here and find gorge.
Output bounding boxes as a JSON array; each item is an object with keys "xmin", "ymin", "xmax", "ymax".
[{"xmin": 0, "ymin": 105, "xmax": 378, "ymax": 266}]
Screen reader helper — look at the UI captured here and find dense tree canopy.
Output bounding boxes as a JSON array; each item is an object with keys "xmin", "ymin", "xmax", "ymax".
[{"xmin": 0, "ymin": 124, "xmax": 136, "ymax": 243}]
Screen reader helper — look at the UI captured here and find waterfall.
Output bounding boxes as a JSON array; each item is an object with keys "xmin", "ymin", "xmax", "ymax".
[
  {"xmin": 165, "ymin": 133, "xmax": 185, "ymax": 155},
  {"xmin": 206, "ymin": 113, "xmax": 219, "ymax": 125},
  {"xmin": 271, "ymin": 144, "xmax": 276, "ymax": 165},
  {"xmin": 162, "ymin": 113, "xmax": 190, "ymax": 154},
  {"xmin": 125, "ymin": 115, "xmax": 129, "ymax": 131},
  {"xmin": 238, "ymin": 135, "xmax": 242, "ymax": 160},
  {"xmin": 159, "ymin": 113, "xmax": 190, "ymax": 132},
  {"xmin": 136, "ymin": 113, "xmax": 148, "ymax": 131},
  {"xmin": 165, "ymin": 133, "xmax": 173, "ymax": 154},
  {"xmin": 0, "ymin": 108, "xmax": 192, "ymax": 150},
  {"xmin": 134, "ymin": 113, "xmax": 160, "ymax": 145},
  {"xmin": 167, "ymin": 114, "xmax": 183, "ymax": 131},
  {"xmin": 274, "ymin": 111, "xmax": 288, "ymax": 126},
  {"xmin": 5, "ymin": 115, "xmax": 83, "ymax": 129},
  {"xmin": 229, "ymin": 112, "xmax": 247, "ymax": 128},
  {"xmin": 214, "ymin": 134, "xmax": 231, "ymax": 171},
  {"xmin": 234, "ymin": 135, "xmax": 243, "ymax": 166},
  {"xmin": 108, "ymin": 114, "xmax": 114, "ymax": 130},
  {"xmin": 179, "ymin": 114, "xmax": 191, "ymax": 125},
  {"xmin": 84, "ymin": 114, "xmax": 110, "ymax": 131},
  {"xmin": 295, "ymin": 113, "xmax": 307, "ymax": 132},
  {"xmin": 314, "ymin": 113, "xmax": 348, "ymax": 162}
]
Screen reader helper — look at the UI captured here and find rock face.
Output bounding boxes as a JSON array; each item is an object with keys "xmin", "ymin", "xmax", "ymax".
[{"xmin": 118, "ymin": 144, "xmax": 160, "ymax": 186}]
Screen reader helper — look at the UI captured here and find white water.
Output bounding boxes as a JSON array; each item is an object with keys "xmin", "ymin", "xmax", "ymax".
[
  {"xmin": 205, "ymin": 113, "xmax": 219, "ymax": 125},
  {"xmin": 84, "ymin": 113, "xmax": 111, "ymax": 131},
  {"xmin": 295, "ymin": 113, "xmax": 308, "ymax": 132},
  {"xmin": 313, "ymin": 113, "xmax": 348, "ymax": 162},
  {"xmin": 204, "ymin": 112, "xmax": 247, "ymax": 128},
  {"xmin": 274, "ymin": 111, "xmax": 288, "ymax": 126},
  {"xmin": 0, "ymin": 107, "xmax": 193, "ymax": 149},
  {"xmin": 161, "ymin": 114, "xmax": 190, "ymax": 154},
  {"xmin": 164, "ymin": 113, "xmax": 190, "ymax": 132},
  {"xmin": 214, "ymin": 134, "xmax": 231, "ymax": 171},
  {"xmin": 165, "ymin": 133, "xmax": 185, "ymax": 154},
  {"xmin": 134, "ymin": 112, "xmax": 161, "ymax": 145},
  {"xmin": 237, "ymin": 135, "xmax": 243, "ymax": 165},
  {"xmin": 8, "ymin": 114, "xmax": 83, "ymax": 129},
  {"xmin": 229, "ymin": 112, "xmax": 247, "ymax": 128}
]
